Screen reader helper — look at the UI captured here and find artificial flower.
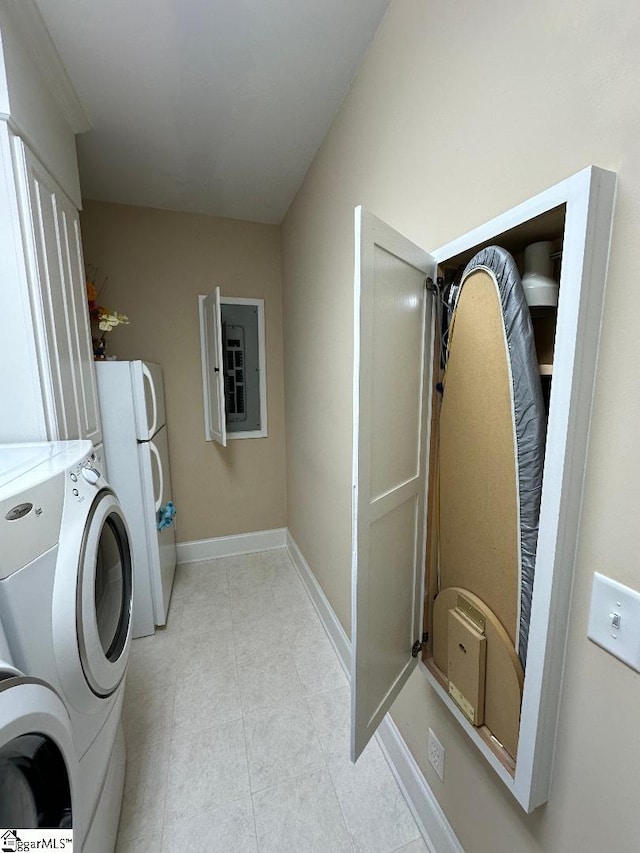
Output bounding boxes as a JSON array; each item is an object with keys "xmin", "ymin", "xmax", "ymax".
[
  {"xmin": 98, "ymin": 310, "xmax": 130, "ymax": 332},
  {"xmin": 86, "ymin": 267, "xmax": 130, "ymax": 358}
]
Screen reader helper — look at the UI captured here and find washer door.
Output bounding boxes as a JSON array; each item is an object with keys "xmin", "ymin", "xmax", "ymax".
[
  {"xmin": 78, "ymin": 490, "xmax": 133, "ymax": 697},
  {"xmin": 0, "ymin": 676, "xmax": 77, "ymax": 830}
]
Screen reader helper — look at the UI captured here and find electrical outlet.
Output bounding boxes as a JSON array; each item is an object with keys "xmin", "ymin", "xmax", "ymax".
[{"xmin": 428, "ymin": 728, "xmax": 445, "ymax": 782}]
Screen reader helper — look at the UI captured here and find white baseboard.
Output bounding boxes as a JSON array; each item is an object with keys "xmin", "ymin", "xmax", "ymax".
[
  {"xmin": 286, "ymin": 530, "xmax": 463, "ymax": 853},
  {"xmin": 285, "ymin": 530, "xmax": 351, "ymax": 675},
  {"xmin": 176, "ymin": 527, "xmax": 287, "ymax": 563}
]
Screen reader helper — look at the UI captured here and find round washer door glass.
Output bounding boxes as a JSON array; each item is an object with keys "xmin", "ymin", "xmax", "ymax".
[
  {"xmin": 79, "ymin": 490, "xmax": 132, "ymax": 697},
  {"xmin": 0, "ymin": 733, "xmax": 72, "ymax": 828},
  {"xmin": 94, "ymin": 510, "xmax": 131, "ymax": 660}
]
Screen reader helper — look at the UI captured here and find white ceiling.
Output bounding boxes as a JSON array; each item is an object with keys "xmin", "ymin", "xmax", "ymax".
[{"xmin": 34, "ymin": 0, "xmax": 390, "ymax": 224}]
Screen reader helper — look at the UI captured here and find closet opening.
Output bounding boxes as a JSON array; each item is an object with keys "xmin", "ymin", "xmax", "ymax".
[
  {"xmin": 351, "ymin": 168, "xmax": 615, "ymax": 810},
  {"xmin": 423, "ymin": 204, "xmax": 566, "ymax": 774}
]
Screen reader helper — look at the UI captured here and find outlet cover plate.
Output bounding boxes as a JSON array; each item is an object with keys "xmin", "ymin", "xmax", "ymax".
[
  {"xmin": 587, "ymin": 572, "xmax": 640, "ymax": 672},
  {"xmin": 427, "ymin": 727, "xmax": 445, "ymax": 782}
]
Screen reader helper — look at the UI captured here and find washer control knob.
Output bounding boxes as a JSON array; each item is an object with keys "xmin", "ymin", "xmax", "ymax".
[{"xmin": 81, "ymin": 464, "xmax": 101, "ymax": 485}]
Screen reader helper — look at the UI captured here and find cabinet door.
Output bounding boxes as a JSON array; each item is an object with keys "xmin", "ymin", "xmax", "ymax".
[
  {"xmin": 16, "ymin": 140, "xmax": 101, "ymax": 444},
  {"xmin": 351, "ymin": 206, "xmax": 435, "ymax": 760},
  {"xmin": 0, "ymin": 124, "xmax": 48, "ymax": 442},
  {"xmin": 199, "ymin": 288, "xmax": 227, "ymax": 446},
  {"xmin": 56, "ymin": 189, "xmax": 102, "ymax": 445}
]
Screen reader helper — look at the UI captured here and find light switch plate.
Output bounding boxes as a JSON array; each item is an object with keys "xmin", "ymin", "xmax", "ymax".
[{"xmin": 587, "ymin": 572, "xmax": 640, "ymax": 672}]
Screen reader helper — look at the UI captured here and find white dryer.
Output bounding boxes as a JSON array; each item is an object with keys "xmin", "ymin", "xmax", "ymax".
[
  {"xmin": 0, "ymin": 441, "xmax": 132, "ymax": 852},
  {"xmin": 0, "ymin": 615, "xmax": 83, "ymax": 842}
]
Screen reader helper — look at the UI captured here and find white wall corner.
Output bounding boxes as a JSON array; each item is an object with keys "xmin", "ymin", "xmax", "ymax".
[
  {"xmin": 176, "ymin": 527, "xmax": 287, "ymax": 563},
  {"xmin": 285, "ymin": 529, "xmax": 463, "ymax": 853}
]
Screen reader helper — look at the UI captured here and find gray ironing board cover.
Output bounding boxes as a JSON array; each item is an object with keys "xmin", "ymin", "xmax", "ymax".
[{"xmin": 456, "ymin": 246, "xmax": 546, "ymax": 668}]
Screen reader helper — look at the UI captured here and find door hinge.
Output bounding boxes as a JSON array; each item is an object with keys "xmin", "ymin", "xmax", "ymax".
[
  {"xmin": 411, "ymin": 633, "xmax": 429, "ymax": 658},
  {"xmin": 426, "ymin": 277, "xmax": 444, "ymax": 294}
]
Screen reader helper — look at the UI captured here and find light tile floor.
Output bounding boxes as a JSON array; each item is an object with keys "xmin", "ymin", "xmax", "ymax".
[{"xmin": 116, "ymin": 548, "xmax": 428, "ymax": 853}]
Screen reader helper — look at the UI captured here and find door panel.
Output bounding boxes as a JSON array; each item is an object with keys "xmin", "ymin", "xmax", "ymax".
[
  {"xmin": 199, "ymin": 289, "xmax": 227, "ymax": 446},
  {"xmin": 58, "ymin": 198, "xmax": 102, "ymax": 445},
  {"xmin": 28, "ymin": 170, "xmax": 76, "ymax": 439},
  {"xmin": 365, "ymin": 494, "xmax": 420, "ymax": 723},
  {"xmin": 351, "ymin": 206, "xmax": 435, "ymax": 761},
  {"xmin": 370, "ymin": 243, "xmax": 429, "ymax": 499}
]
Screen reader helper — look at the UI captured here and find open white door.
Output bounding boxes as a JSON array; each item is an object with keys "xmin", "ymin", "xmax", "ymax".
[
  {"xmin": 351, "ymin": 206, "xmax": 435, "ymax": 761},
  {"xmin": 199, "ymin": 289, "xmax": 227, "ymax": 446}
]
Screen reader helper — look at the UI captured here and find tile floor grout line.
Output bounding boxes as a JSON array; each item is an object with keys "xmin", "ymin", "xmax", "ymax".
[
  {"xmin": 229, "ymin": 558, "xmax": 259, "ymax": 853},
  {"xmin": 278, "ymin": 554, "xmax": 356, "ymax": 853},
  {"xmin": 240, "ymin": 711, "xmax": 262, "ymax": 852},
  {"xmin": 293, "ymin": 573, "xmax": 356, "ymax": 853},
  {"xmin": 239, "ymin": 550, "xmax": 327, "ymax": 840},
  {"xmin": 155, "ymin": 605, "xmax": 180, "ymax": 850},
  {"xmin": 315, "ymin": 701, "xmax": 358, "ymax": 853}
]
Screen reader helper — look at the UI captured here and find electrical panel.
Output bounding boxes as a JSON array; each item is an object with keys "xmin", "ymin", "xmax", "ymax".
[
  {"xmin": 199, "ymin": 291, "xmax": 267, "ymax": 444},
  {"xmin": 221, "ymin": 303, "xmax": 261, "ymax": 433}
]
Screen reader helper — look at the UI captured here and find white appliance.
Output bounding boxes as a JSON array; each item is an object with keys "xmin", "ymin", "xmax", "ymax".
[
  {"xmin": 0, "ymin": 440, "xmax": 131, "ymax": 852},
  {"xmin": 0, "ymin": 616, "xmax": 81, "ymax": 839},
  {"xmin": 96, "ymin": 361, "xmax": 177, "ymax": 638}
]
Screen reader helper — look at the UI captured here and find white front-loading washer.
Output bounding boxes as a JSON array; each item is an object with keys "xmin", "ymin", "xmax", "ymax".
[
  {"xmin": 0, "ymin": 614, "xmax": 84, "ymax": 844},
  {"xmin": 0, "ymin": 441, "xmax": 132, "ymax": 852}
]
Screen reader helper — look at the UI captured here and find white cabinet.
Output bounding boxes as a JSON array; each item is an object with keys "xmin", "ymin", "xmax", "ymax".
[
  {"xmin": 18, "ymin": 137, "xmax": 100, "ymax": 445},
  {"xmin": 0, "ymin": 126, "xmax": 100, "ymax": 445},
  {"xmin": 351, "ymin": 166, "xmax": 616, "ymax": 812},
  {"xmin": 0, "ymin": 6, "xmax": 99, "ymax": 446}
]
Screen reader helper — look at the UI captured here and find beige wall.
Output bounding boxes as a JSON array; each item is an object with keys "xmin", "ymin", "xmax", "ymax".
[
  {"xmin": 81, "ymin": 200, "xmax": 286, "ymax": 543},
  {"xmin": 282, "ymin": 0, "xmax": 640, "ymax": 850}
]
